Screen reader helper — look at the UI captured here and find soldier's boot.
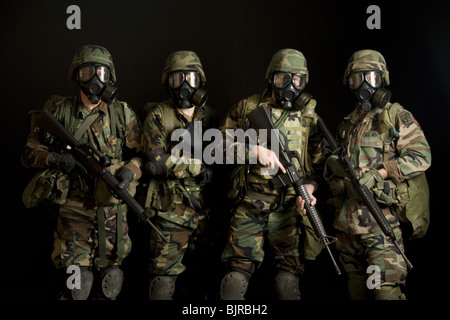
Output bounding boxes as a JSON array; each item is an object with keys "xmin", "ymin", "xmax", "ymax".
[
  {"xmin": 374, "ymin": 285, "xmax": 407, "ymax": 300},
  {"xmin": 101, "ymin": 266, "xmax": 124, "ymax": 300},
  {"xmin": 71, "ymin": 266, "xmax": 94, "ymax": 300},
  {"xmin": 273, "ymin": 271, "xmax": 301, "ymax": 300},
  {"xmin": 347, "ymin": 271, "xmax": 370, "ymax": 300},
  {"xmin": 220, "ymin": 271, "xmax": 250, "ymax": 300},
  {"xmin": 149, "ymin": 275, "xmax": 177, "ymax": 300}
]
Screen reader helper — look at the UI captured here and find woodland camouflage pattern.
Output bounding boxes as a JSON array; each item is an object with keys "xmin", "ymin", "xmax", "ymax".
[
  {"xmin": 265, "ymin": 48, "xmax": 309, "ymax": 82},
  {"xmin": 68, "ymin": 45, "xmax": 117, "ymax": 83},
  {"xmin": 220, "ymin": 89, "xmax": 325, "ymax": 275},
  {"xmin": 141, "ymin": 99, "xmax": 217, "ymax": 275},
  {"xmin": 327, "ymin": 50, "xmax": 431, "ymax": 290},
  {"xmin": 343, "ymin": 49, "xmax": 390, "ymax": 86},
  {"xmin": 332, "ymin": 104, "xmax": 431, "ymax": 235},
  {"xmin": 161, "ymin": 50, "xmax": 206, "ymax": 84},
  {"xmin": 22, "ymin": 95, "xmax": 142, "ymax": 268}
]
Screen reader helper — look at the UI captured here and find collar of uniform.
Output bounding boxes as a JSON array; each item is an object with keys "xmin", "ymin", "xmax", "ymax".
[
  {"xmin": 173, "ymin": 104, "xmax": 206, "ymax": 123},
  {"xmin": 77, "ymin": 101, "xmax": 108, "ymax": 119},
  {"xmin": 344, "ymin": 106, "xmax": 376, "ymax": 124}
]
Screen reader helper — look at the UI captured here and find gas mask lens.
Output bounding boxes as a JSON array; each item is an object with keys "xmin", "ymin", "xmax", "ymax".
[
  {"xmin": 78, "ymin": 64, "xmax": 110, "ymax": 83},
  {"xmin": 348, "ymin": 71, "xmax": 382, "ymax": 90},
  {"xmin": 169, "ymin": 71, "xmax": 200, "ymax": 89},
  {"xmin": 273, "ymin": 72, "xmax": 305, "ymax": 90}
]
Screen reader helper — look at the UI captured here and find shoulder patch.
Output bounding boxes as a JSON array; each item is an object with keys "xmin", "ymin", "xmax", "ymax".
[{"xmin": 399, "ymin": 111, "xmax": 413, "ymax": 127}]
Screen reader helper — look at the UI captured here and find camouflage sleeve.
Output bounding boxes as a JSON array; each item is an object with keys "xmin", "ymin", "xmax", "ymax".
[
  {"xmin": 121, "ymin": 103, "xmax": 143, "ymax": 179},
  {"xmin": 219, "ymin": 99, "xmax": 255, "ymax": 164},
  {"xmin": 141, "ymin": 106, "xmax": 201, "ymax": 178},
  {"xmin": 383, "ymin": 108, "xmax": 431, "ymax": 184}
]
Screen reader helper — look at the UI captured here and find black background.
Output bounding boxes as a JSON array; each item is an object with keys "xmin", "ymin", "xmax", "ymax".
[{"xmin": 1, "ymin": 0, "xmax": 449, "ymax": 311}]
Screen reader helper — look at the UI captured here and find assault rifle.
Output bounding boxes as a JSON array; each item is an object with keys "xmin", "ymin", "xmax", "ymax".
[
  {"xmin": 317, "ymin": 116, "xmax": 413, "ymax": 269},
  {"xmin": 246, "ymin": 105, "xmax": 341, "ymax": 275},
  {"xmin": 37, "ymin": 110, "xmax": 168, "ymax": 242}
]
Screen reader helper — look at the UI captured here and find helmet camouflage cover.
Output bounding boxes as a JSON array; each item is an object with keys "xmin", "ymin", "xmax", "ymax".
[
  {"xmin": 343, "ymin": 49, "xmax": 389, "ymax": 86},
  {"xmin": 68, "ymin": 44, "xmax": 116, "ymax": 83},
  {"xmin": 265, "ymin": 48, "xmax": 309, "ymax": 83},
  {"xmin": 161, "ymin": 50, "xmax": 206, "ymax": 85}
]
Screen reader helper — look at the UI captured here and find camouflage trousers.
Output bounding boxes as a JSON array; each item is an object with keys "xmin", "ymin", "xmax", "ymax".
[
  {"xmin": 221, "ymin": 194, "xmax": 303, "ymax": 276},
  {"xmin": 336, "ymin": 227, "xmax": 407, "ymax": 287},
  {"xmin": 149, "ymin": 202, "xmax": 209, "ymax": 276},
  {"xmin": 52, "ymin": 203, "xmax": 132, "ymax": 270}
]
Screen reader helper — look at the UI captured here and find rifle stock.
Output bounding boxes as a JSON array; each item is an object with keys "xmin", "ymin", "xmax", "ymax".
[
  {"xmin": 317, "ymin": 116, "xmax": 413, "ymax": 269},
  {"xmin": 247, "ymin": 105, "xmax": 341, "ymax": 275},
  {"xmin": 37, "ymin": 110, "xmax": 168, "ymax": 243}
]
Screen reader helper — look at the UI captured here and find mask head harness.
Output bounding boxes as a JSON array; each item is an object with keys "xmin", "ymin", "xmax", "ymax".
[
  {"xmin": 69, "ymin": 45, "xmax": 118, "ymax": 105},
  {"xmin": 343, "ymin": 49, "xmax": 391, "ymax": 112},
  {"xmin": 162, "ymin": 51, "xmax": 208, "ymax": 109},
  {"xmin": 265, "ymin": 48, "xmax": 310, "ymax": 109},
  {"xmin": 347, "ymin": 70, "xmax": 391, "ymax": 112}
]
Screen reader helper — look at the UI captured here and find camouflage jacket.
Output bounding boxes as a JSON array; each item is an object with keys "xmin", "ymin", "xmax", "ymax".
[
  {"xmin": 22, "ymin": 95, "xmax": 142, "ymax": 213},
  {"xmin": 333, "ymin": 103, "xmax": 431, "ymax": 234},
  {"xmin": 141, "ymin": 99, "xmax": 217, "ymax": 178},
  {"xmin": 220, "ymin": 90, "xmax": 325, "ymax": 199},
  {"xmin": 141, "ymin": 100, "xmax": 218, "ymax": 220}
]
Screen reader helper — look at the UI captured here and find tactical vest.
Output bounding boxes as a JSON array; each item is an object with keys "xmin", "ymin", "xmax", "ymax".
[
  {"xmin": 142, "ymin": 101, "xmax": 213, "ymax": 221},
  {"xmin": 23, "ymin": 95, "xmax": 133, "ymax": 267},
  {"xmin": 228, "ymin": 93, "xmax": 317, "ymax": 203},
  {"xmin": 23, "ymin": 95, "xmax": 130, "ymax": 208}
]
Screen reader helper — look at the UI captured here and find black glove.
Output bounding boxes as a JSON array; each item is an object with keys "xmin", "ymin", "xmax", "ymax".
[
  {"xmin": 47, "ymin": 152, "xmax": 80, "ymax": 174},
  {"xmin": 115, "ymin": 166, "xmax": 134, "ymax": 191},
  {"xmin": 144, "ymin": 150, "xmax": 169, "ymax": 178},
  {"xmin": 195, "ymin": 165, "xmax": 213, "ymax": 185}
]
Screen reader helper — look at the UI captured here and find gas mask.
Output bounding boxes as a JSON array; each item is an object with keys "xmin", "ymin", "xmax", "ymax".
[
  {"xmin": 77, "ymin": 63, "xmax": 118, "ymax": 104},
  {"xmin": 168, "ymin": 71, "xmax": 207, "ymax": 109},
  {"xmin": 272, "ymin": 72, "xmax": 306, "ymax": 109},
  {"xmin": 348, "ymin": 70, "xmax": 391, "ymax": 112}
]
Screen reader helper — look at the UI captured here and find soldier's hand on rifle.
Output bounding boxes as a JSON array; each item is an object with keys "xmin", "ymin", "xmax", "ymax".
[
  {"xmin": 295, "ymin": 184, "xmax": 317, "ymax": 215},
  {"xmin": 46, "ymin": 152, "xmax": 83, "ymax": 174},
  {"xmin": 251, "ymin": 145, "xmax": 286, "ymax": 173},
  {"xmin": 116, "ymin": 166, "xmax": 134, "ymax": 191}
]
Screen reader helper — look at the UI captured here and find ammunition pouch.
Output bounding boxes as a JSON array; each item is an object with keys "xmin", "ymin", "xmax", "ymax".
[
  {"xmin": 95, "ymin": 161, "xmax": 138, "ymax": 205},
  {"xmin": 372, "ymin": 180, "xmax": 400, "ymax": 206},
  {"xmin": 22, "ymin": 168, "xmax": 70, "ymax": 208}
]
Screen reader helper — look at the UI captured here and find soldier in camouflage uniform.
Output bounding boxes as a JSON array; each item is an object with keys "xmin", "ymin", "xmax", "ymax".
[
  {"xmin": 324, "ymin": 49, "xmax": 431, "ymax": 300},
  {"xmin": 21, "ymin": 45, "xmax": 143, "ymax": 300},
  {"xmin": 141, "ymin": 51, "xmax": 218, "ymax": 300},
  {"xmin": 219, "ymin": 49, "xmax": 325, "ymax": 300}
]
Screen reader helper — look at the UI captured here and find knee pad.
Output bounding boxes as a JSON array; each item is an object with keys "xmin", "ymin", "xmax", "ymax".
[
  {"xmin": 71, "ymin": 266, "xmax": 94, "ymax": 300},
  {"xmin": 220, "ymin": 271, "xmax": 249, "ymax": 300},
  {"xmin": 149, "ymin": 275, "xmax": 177, "ymax": 300},
  {"xmin": 273, "ymin": 271, "xmax": 301, "ymax": 300},
  {"xmin": 101, "ymin": 266, "xmax": 124, "ymax": 299}
]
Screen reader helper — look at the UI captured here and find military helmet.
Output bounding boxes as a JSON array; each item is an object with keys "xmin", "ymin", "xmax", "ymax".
[
  {"xmin": 161, "ymin": 50, "xmax": 206, "ymax": 85},
  {"xmin": 68, "ymin": 45, "xmax": 116, "ymax": 84},
  {"xmin": 265, "ymin": 49, "xmax": 309, "ymax": 83},
  {"xmin": 343, "ymin": 49, "xmax": 389, "ymax": 86}
]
